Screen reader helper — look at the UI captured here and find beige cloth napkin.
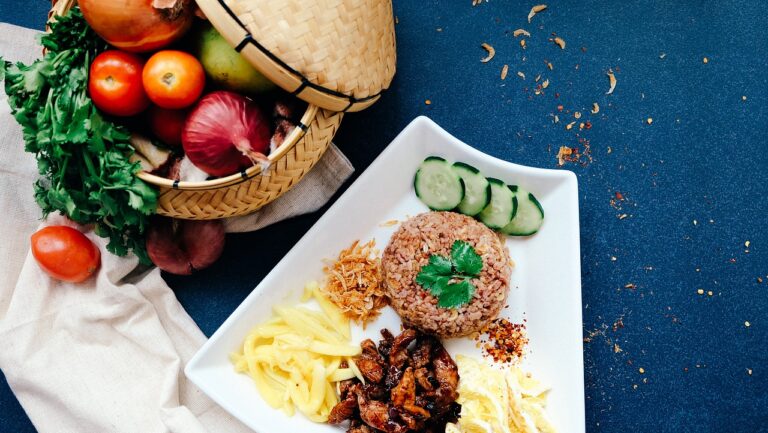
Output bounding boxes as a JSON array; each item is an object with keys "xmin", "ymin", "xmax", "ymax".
[{"xmin": 0, "ymin": 23, "xmax": 353, "ymax": 432}]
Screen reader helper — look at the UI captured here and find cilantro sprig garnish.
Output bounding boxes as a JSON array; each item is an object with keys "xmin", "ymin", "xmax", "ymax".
[
  {"xmin": 415, "ymin": 240, "xmax": 483, "ymax": 308},
  {"xmin": 2, "ymin": 8, "xmax": 157, "ymax": 263}
]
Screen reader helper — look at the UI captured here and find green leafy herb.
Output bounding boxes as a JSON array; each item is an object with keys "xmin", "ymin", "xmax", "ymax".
[
  {"xmin": 415, "ymin": 240, "xmax": 483, "ymax": 308},
  {"xmin": 2, "ymin": 8, "xmax": 157, "ymax": 263}
]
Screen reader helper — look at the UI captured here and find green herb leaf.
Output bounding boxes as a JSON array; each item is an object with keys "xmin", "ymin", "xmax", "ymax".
[
  {"xmin": 437, "ymin": 279, "xmax": 476, "ymax": 308},
  {"xmin": 451, "ymin": 240, "xmax": 483, "ymax": 276},
  {"xmin": 2, "ymin": 7, "xmax": 157, "ymax": 264},
  {"xmin": 415, "ymin": 239, "xmax": 484, "ymax": 308},
  {"xmin": 428, "ymin": 276, "xmax": 451, "ymax": 297}
]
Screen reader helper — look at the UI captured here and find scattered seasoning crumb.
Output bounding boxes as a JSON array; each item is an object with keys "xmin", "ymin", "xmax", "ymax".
[
  {"xmin": 553, "ymin": 36, "xmax": 566, "ymax": 50},
  {"xmin": 745, "ymin": 321, "xmax": 751, "ymax": 327},
  {"xmin": 615, "ymin": 191, "xmax": 625, "ymax": 200},
  {"xmin": 742, "ymin": 95, "xmax": 747, "ymax": 101},
  {"xmin": 707, "ymin": 291, "xmax": 713, "ymax": 296},
  {"xmin": 703, "ymin": 57, "xmax": 709, "ymax": 64},
  {"xmin": 480, "ymin": 43, "xmax": 495, "ymax": 63},
  {"xmin": 574, "ymin": 111, "xmax": 582, "ymax": 119},
  {"xmin": 697, "ymin": 289, "xmax": 704, "ymax": 295},
  {"xmin": 632, "ymin": 384, "xmax": 638, "ymax": 390},
  {"xmin": 747, "ymin": 368, "xmax": 753, "ymax": 376},
  {"xmin": 591, "ymin": 103, "xmax": 600, "ymax": 114},
  {"xmin": 659, "ymin": 53, "xmax": 666, "ymax": 59},
  {"xmin": 395, "ymin": 16, "xmax": 399, "ymax": 24},
  {"xmin": 501, "ymin": 64, "xmax": 509, "ymax": 80},
  {"xmin": 425, "ymin": 99, "xmax": 432, "ymax": 105},
  {"xmin": 476, "ymin": 318, "xmax": 528, "ymax": 363},
  {"xmin": 693, "ymin": 219, "xmax": 698, "ymax": 225},
  {"xmin": 611, "ymin": 256, "xmax": 617, "ymax": 261},
  {"xmin": 520, "ymin": 39, "xmax": 527, "ymax": 49},
  {"xmin": 436, "ymin": 27, "xmax": 443, "ymax": 32},
  {"xmin": 579, "ymin": 122, "xmax": 585, "ymax": 130},
  {"xmin": 585, "ymin": 121, "xmax": 592, "ymax": 129},
  {"xmin": 542, "ymin": 79, "xmax": 549, "ymax": 89},
  {"xmin": 565, "ymin": 121, "xmax": 576, "ymax": 130},
  {"xmin": 557, "ymin": 146, "xmax": 573, "ymax": 165},
  {"xmin": 513, "ymin": 29, "xmax": 531, "ymax": 37},
  {"xmin": 625, "ymin": 283, "xmax": 636, "ymax": 289},
  {"xmin": 379, "ymin": 219, "xmax": 399, "ymax": 227},
  {"xmin": 607, "ymin": 146, "xmax": 613, "ymax": 154},
  {"xmin": 758, "ymin": 277, "xmax": 764, "ymax": 283},
  {"xmin": 528, "ymin": 4, "xmax": 547, "ymax": 23},
  {"xmin": 646, "ymin": 117, "xmax": 653, "ymax": 125},
  {"xmin": 745, "ymin": 240, "xmax": 751, "ymax": 248},
  {"xmin": 614, "ymin": 344, "xmax": 622, "ymax": 353},
  {"xmin": 547, "ymin": 62, "xmax": 554, "ymax": 70},
  {"xmin": 638, "ymin": 368, "xmax": 645, "ymax": 374},
  {"xmin": 553, "ymin": 115, "xmax": 560, "ymax": 123},
  {"xmin": 557, "ymin": 104, "xmax": 564, "ymax": 112},
  {"xmin": 517, "ymin": 71, "xmax": 526, "ymax": 79},
  {"xmin": 535, "ymin": 74, "xmax": 541, "ymax": 82},
  {"xmin": 606, "ymin": 69, "xmax": 617, "ymax": 94}
]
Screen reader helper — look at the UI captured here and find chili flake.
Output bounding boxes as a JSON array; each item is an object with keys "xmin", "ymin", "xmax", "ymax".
[{"xmin": 475, "ymin": 318, "xmax": 528, "ymax": 363}]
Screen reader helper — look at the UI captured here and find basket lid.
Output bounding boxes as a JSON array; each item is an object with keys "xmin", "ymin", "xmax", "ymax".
[{"xmin": 195, "ymin": 0, "xmax": 396, "ymax": 112}]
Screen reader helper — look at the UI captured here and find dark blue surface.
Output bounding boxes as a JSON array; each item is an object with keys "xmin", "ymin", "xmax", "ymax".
[{"xmin": 2, "ymin": 1, "xmax": 768, "ymax": 432}]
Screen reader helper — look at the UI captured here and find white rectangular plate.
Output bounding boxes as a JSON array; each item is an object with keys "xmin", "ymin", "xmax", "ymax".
[{"xmin": 186, "ymin": 116, "xmax": 584, "ymax": 433}]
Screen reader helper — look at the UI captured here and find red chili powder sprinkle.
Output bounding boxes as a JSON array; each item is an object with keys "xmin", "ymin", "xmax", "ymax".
[{"xmin": 475, "ymin": 318, "xmax": 528, "ymax": 363}]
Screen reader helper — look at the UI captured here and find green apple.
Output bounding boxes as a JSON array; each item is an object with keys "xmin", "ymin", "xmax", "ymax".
[{"xmin": 193, "ymin": 23, "xmax": 275, "ymax": 94}]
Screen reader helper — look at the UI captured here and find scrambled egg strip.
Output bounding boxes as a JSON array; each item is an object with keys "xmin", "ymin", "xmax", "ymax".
[{"xmin": 445, "ymin": 355, "xmax": 557, "ymax": 433}]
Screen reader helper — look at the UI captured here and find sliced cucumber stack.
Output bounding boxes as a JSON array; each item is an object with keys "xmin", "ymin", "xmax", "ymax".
[
  {"xmin": 501, "ymin": 187, "xmax": 545, "ymax": 236},
  {"xmin": 414, "ymin": 157, "xmax": 465, "ymax": 210},
  {"xmin": 478, "ymin": 178, "xmax": 518, "ymax": 229},
  {"xmin": 452, "ymin": 162, "xmax": 491, "ymax": 216},
  {"xmin": 413, "ymin": 156, "xmax": 545, "ymax": 236}
]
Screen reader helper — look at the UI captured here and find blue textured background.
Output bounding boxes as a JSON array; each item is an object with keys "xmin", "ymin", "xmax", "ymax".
[{"xmin": 2, "ymin": 1, "xmax": 767, "ymax": 432}]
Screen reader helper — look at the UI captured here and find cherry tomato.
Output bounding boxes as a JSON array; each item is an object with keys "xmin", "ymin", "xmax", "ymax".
[
  {"xmin": 31, "ymin": 226, "xmax": 101, "ymax": 283},
  {"xmin": 142, "ymin": 50, "xmax": 205, "ymax": 109},
  {"xmin": 148, "ymin": 106, "xmax": 188, "ymax": 147},
  {"xmin": 89, "ymin": 50, "xmax": 150, "ymax": 117}
]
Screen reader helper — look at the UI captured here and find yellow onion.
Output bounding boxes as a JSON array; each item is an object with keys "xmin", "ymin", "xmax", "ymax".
[{"xmin": 79, "ymin": 0, "xmax": 194, "ymax": 53}]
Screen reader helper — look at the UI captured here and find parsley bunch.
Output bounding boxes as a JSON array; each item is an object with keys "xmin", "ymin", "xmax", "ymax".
[
  {"xmin": 415, "ymin": 240, "xmax": 484, "ymax": 308},
  {"xmin": 2, "ymin": 8, "xmax": 157, "ymax": 264}
]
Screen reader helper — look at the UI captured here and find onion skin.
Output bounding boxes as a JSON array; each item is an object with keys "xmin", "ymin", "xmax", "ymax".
[
  {"xmin": 79, "ymin": 0, "xmax": 193, "ymax": 53},
  {"xmin": 182, "ymin": 91, "xmax": 271, "ymax": 177},
  {"xmin": 146, "ymin": 217, "xmax": 225, "ymax": 275}
]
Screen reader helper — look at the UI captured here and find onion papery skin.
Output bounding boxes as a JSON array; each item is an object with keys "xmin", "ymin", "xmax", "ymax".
[
  {"xmin": 182, "ymin": 91, "xmax": 272, "ymax": 177},
  {"xmin": 79, "ymin": 0, "xmax": 194, "ymax": 53}
]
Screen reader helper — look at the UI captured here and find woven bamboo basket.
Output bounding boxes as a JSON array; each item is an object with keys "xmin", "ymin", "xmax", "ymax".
[{"xmin": 48, "ymin": 0, "xmax": 395, "ymax": 219}]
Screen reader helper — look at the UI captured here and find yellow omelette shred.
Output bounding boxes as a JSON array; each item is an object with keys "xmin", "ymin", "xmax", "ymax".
[
  {"xmin": 445, "ymin": 355, "xmax": 557, "ymax": 433},
  {"xmin": 230, "ymin": 281, "xmax": 363, "ymax": 423}
]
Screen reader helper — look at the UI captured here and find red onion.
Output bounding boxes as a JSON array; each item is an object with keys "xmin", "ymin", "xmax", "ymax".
[{"xmin": 182, "ymin": 91, "xmax": 271, "ymax": 177}]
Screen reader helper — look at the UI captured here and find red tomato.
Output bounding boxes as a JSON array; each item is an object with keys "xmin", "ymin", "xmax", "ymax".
[
  {"xmin": 148, "ymin": 106, "xmax": 188, "ymax": 147},
  {"xmin": 31, "ymin": 226, "xmax": 101, "ymax": 283},
  {"xmin": 142, "ymin": 50, "xmax": 205, "ymax": 109},
  {"xmin": 89, "ymin": 50, "xmax": 150, "ymax": 116}
]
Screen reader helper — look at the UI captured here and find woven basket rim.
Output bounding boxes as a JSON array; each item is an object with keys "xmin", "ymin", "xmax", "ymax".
[{"xmin": 137, "ymin": 104, "xmax": 318, "ymax": 191}]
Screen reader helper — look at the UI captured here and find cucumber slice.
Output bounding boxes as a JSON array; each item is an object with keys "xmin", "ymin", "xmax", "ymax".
[
  {"xmin": 452, "ymin": 162, "xmax": 491, "ymax": 216},
  {"xmin": 414, "ymin": 157, "xmax": 465, "ymax": 210},
  {"xmin": 478, "ymin": 178, "xmax": 518, "ymax": 229},
  {"xmin": 501, "ymin": 187, "xmax": 545, "ymax": 236}
]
